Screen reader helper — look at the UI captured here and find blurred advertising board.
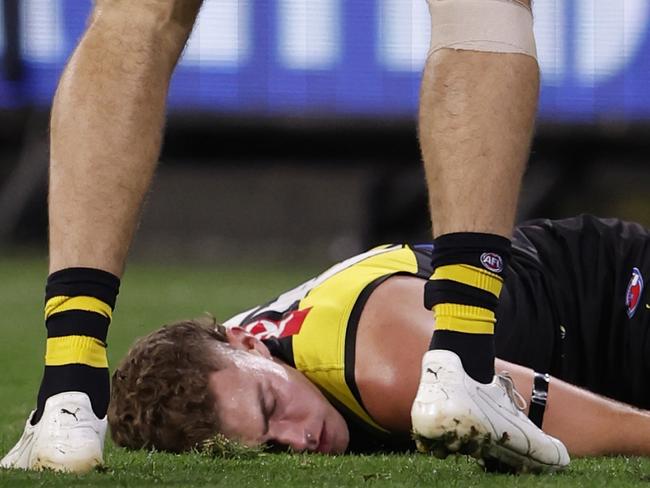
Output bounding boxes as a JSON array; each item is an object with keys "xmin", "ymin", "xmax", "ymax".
[{"xmin": 1, "ymin": 0, "xmax": 649, "ymax": 122}]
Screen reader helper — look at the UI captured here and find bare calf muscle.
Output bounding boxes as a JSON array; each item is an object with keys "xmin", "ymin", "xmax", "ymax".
[
  {"xmin": 49, "ymin": 0, "xmax": 202, "ymax": 275},
  {"xmin": 419, "ymin": 49, "xmax": 539, "ymax": 237}
]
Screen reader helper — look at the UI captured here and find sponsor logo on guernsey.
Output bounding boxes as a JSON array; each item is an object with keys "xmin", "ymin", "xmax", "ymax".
[
  {"xmin": 244, "ymin": 307, "xmax": 312, "ymax": 340},
  {"xmin": 480, "ymin": 252, "xmax": 504, "ymax": 273},
  {"xmin": 625, "ymin": 267, "xmax": 644, "ymax": 318}
]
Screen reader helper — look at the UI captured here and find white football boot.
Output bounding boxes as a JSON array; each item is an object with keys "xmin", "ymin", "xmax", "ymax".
[
  {"xmin": 411, "ymin": 350, "xmax": 569, "ymax": 473},
  {"xmin": 1, "ymin": 392, "xmax": 106, "ymax": 473}
]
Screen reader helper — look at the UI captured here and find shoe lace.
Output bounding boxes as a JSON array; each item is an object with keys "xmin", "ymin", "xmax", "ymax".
[{"xmin": 497, "ymin": 372, "xmax": 527, "ymax": 411}]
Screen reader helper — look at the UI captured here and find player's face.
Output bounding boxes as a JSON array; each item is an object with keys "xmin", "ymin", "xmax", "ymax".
[{"xmin": 207, "ymin": 333, "xmax": 349, "ymax": 454}]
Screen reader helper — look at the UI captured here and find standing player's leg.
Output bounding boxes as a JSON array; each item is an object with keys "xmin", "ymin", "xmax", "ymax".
[
  {"xmin": 0, "ymin": 0, "xmax": 203, "ymax": 473},
  {"xmin": 410, "ymin": 0, "xmax": 568, "ymax": 471}
]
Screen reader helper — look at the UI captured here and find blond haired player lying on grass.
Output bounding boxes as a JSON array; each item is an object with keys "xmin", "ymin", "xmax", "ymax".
[{"xmin": 109, "ymin": 215, "xmax": 650, "ymax": 473}]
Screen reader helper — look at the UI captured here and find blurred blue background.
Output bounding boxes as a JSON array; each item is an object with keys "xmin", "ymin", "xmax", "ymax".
[
  {"xmin": 0, "ymin": 0, "xmax": 648, "ymax": 263},
  {"xmin": 1, "ymin": 0, "xmax": 650, "ymax": 121}
]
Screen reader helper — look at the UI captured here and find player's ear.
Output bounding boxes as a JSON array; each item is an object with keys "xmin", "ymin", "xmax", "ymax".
[{"xmin": 225, "ymin": 327, "xmax": 272, "ymax": 359}]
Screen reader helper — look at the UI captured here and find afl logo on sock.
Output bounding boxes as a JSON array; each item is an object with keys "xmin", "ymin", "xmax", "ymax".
[
  {"xmin": 480, "ymin": 253, "xmax": 503, "ymax": 273},
  {"xmin": 625, "ymin": 267, "xmax": 644, "ymax": 318}
]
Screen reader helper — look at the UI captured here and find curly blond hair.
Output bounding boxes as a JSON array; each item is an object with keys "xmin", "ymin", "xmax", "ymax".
[{"xmin": 108, "ymin": 317, "xmax": 229, "ymax": 452}]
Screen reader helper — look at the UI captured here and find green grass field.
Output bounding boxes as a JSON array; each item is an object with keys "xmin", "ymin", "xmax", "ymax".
[{"xmin": 2, "ymin": 255, "xmax": 650, "ymax": 487}]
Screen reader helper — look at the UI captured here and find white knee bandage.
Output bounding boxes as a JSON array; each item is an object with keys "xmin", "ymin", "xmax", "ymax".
[{"xmin": 427, "ymin": 0, "xmax": 537, "ymax": 58}]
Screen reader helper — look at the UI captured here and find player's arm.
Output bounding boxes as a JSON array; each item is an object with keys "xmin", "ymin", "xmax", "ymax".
[{"xmin": 497, "ymin": 359, "xmax": 650, "ymax": 457}]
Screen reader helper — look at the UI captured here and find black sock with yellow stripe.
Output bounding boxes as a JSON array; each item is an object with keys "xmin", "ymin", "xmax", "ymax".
[
  {"xmin": 31, "ymin": 268, "xmax": 120, "ymax": 425},
  {"xmin": 426, "ymin": 233, "xmax": 510, "ymax": 384}
]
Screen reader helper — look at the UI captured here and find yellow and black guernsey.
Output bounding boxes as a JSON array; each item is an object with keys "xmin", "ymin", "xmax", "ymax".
[
  {"xmin": 226, "ymin": 216, "xmax": 650, "ymax": 449},
  {"xmin": 224, "ymin": 244, "xmax": 433, "ymax": 451}
]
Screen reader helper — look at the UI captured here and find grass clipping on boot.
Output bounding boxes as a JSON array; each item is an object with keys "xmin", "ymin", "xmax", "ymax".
[{"xmin": 200, "ymin": 434, "xmax": 266, "ymax": 460}]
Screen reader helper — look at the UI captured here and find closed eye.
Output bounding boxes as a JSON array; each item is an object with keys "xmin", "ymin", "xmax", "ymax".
[
  {"xmin": 261, "ymin": 385, "xmax": 277, "ymax": 436},
  {"xmin": 264, "ymin": 390, "xmax": 277, "ymax": 426}
]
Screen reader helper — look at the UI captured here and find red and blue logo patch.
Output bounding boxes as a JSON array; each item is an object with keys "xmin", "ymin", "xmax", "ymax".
[
  {"xmin": 625, "ymin": 267, "xmax": 644, "ymax": 318},
  {"xmin": 480, "ymin": 252, "xmax": 504, "ymax": 274}
]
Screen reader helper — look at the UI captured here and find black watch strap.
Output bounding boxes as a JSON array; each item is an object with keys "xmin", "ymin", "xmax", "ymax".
[{"xmin": 528, "ymin": 372, "xmax": 551, "ymax": 428}]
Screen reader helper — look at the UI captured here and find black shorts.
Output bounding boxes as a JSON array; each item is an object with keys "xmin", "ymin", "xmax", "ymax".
[{"xmin": 496, "ymin": 215, "xmax": 650, "ymax": 407}]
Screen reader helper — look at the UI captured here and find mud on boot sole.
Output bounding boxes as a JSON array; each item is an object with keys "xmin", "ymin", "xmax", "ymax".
[
  {"xmin": 413, "ymin": 426, "xmax": 488, "ymax": 460},
  {"xmin": 414, "ymin": 430, "xmax": 563, "ymax": 475},
  {"xmin": 478, "ymin": 441, "xmax": 565, "ymax": 475}
]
